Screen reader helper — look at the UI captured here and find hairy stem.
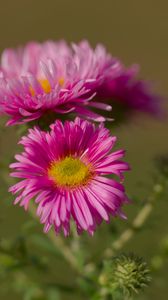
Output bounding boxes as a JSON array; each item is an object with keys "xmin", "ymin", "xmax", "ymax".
[
  {"xmin": 29, "ymin": 203, "xmax": 81, "ymax": 274},
  {"xmin": 105, "ymin": 184, "xmax": 162, "ymax": 257}
]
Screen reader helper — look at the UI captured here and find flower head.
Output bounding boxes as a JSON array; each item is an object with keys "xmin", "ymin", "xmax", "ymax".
[
  {"xmin": 0, "ymin": 40, "xmax": 163, "ymax": 125},
  {"xmin": 97, "ymin": 64, "xmax": 163, "ymax": 117},
  {"xmin": 9, "ymin": 118, "xmax": 130, "ymax": 236},
  {"xmin": 0, "ymin": 40, "xmax": 113, "ymax": 125}
]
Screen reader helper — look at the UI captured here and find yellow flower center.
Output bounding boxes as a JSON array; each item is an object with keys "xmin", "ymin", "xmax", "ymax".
[
  {"xmin": 30, "ymin": 77, "xmax": 65, "ymax": 96},
  {"xmin": 39, "ymin": 79, "xmax": 51, "ymax": 94},
  {"xmin": 48, "ymin": 156, "xmax": 91, "ymax": 188},
  {"xmin": 29, "ymin": 86, "xmax": 36, "ymax": 96},
  {"xmin": 58, "ymin": 77, "xmax": 65, "ymax": 87}
]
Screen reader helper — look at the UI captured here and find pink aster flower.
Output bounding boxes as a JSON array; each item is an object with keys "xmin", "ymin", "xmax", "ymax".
[
  {"xmin": 73, "ymin": 41, "xmax": 163, "ymax": 117},
  {"xmin": 96, "ymin": 64, "xmax": 163, "ymax": 117},
  {"xmin": 0, "ymin": 40, "xmax": 113, "ymax": 125},
  {"xmin": 9, "ymin": 118, "xmax": 130, "ymax": 236},
  {"xmin": 0, "ymin": 40, "xmax": 162, "ymax": 125}
]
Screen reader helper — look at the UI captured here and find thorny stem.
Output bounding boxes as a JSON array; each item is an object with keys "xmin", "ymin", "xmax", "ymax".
[
  {"xmin": 28, "ymin": 203, "xmax": 81, "ymax": 274},
  {"xmin": 104, "ymin": 184, "xmax": 163, "ymax": 258}
]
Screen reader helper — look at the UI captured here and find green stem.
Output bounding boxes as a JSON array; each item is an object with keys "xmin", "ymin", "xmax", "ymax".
[
  {"xmin": 104, "ymin": 184, "xmax": 162, "ymax": 258},
  {"xmin": 28, "ymin": 203, "xmax": 81, "ymax": 274}
]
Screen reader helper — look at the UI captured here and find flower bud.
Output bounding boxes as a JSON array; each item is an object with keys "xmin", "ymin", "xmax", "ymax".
[{"xmin": 99, "ymin": 254, "xmax": 151, "ymax": 296}]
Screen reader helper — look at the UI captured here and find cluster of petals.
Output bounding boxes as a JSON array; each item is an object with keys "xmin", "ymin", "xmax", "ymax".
[
  {"xmin": 9, "ymin": 118, "xmax": 130, "ymax": 236},
  {"xmin": 0, "ymin": 40, "xmax": 162, "ymax": 125}
]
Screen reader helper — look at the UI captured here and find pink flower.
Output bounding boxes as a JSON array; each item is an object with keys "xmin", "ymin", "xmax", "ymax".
[
  {"xmin": 97, "ymin": 65, "xmax": 163, "ymax": 117},
  {"xmin": 0, "ymin": 40, "xmax": 162, "ymax": 126},
  {"xmin": 0, "ymin": 40, "xmax": 113, "ymax": 125},
  {"xmin": 9, "ymin": 118, "xmax": 130, "ymax": 236}
]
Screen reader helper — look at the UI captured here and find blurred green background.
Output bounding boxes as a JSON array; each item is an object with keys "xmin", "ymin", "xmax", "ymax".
[{"xmin": 0, "ymin": 0, "xmax": 168, "ymax": 299}]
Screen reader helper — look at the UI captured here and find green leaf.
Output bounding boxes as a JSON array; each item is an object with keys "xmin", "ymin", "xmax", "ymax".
[
  {"xmin": 0, "ymin": 253, "xmax": 18, "ymax": 268},
  {"xmin": 23, "ymin": 287, "xmax": 44, "ymax": 300},
  {"xmin": 22, "ymin": 220, "xmax": 37, "ymax": 234},
  {"xmin": 30, "ymin": 234, "xmax": 61, "ymax": 256},
  {"xmin": 47, "ymin": 288, "xmax": 60, "ymax": 300}
]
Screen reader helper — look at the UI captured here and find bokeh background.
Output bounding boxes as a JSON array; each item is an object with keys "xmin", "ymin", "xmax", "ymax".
[{"xmin": 0, "ymin": 1, "xmax": 168, "ymax": 299}]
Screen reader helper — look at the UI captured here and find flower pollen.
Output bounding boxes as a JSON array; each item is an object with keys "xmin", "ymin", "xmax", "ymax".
[
  {"xmin": 48, "ymin": 156, "xmax": 91, "ymax": 188},
  {"xmin": 58, "ymin": 77, "xmax": 65, "ymax": 87},
  {"xmin": 39, "ymin": 79, "xmax": 51, "ymax": 94}
]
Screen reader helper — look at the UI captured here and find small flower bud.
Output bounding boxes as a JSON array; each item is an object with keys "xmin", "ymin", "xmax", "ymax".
[{"xmin": 99, "ymin": 254, "xmax": 151, "ymax": 297}]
